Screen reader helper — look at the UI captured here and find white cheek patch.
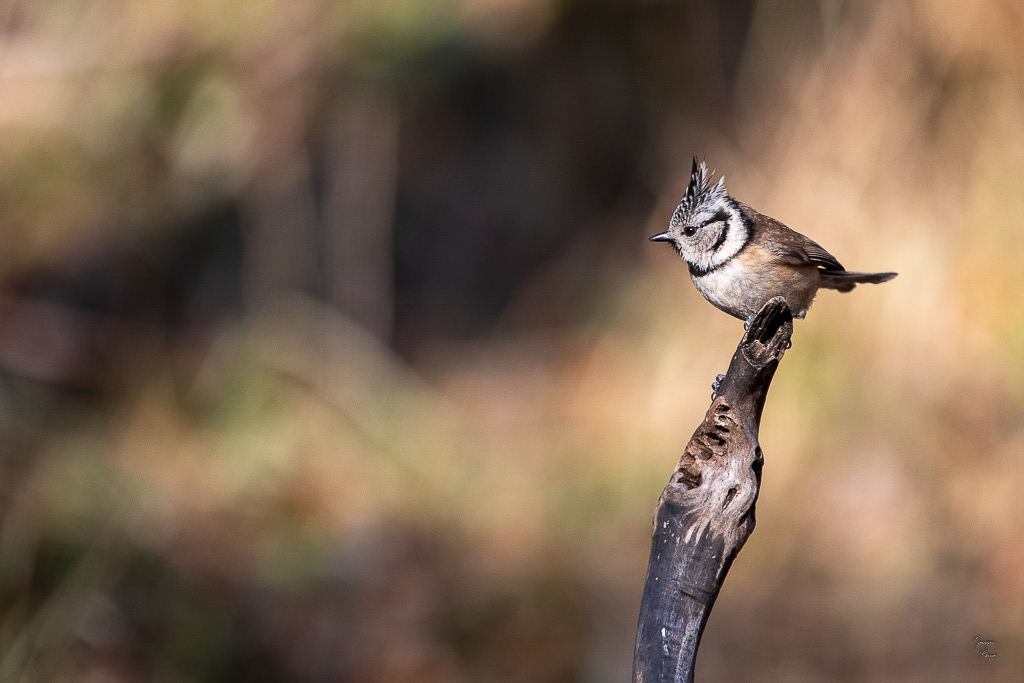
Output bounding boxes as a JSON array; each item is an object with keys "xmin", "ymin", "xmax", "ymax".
[
  {"xmin": 714, "ymin": 215, "xmax": 749, "ymax": 263},
  {"xmin": 688, "ymin": 213, "xmax": 748, "ymax": 273}
]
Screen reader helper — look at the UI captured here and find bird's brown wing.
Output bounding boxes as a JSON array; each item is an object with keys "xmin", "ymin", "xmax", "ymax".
[
  {"xmin": 784, "ymin": 237, "xmax": 845, "ymax": 271},
  {"xmin": 761, "ymin": 218, "xmax": 845, "ymax": 271},
  {"xmin": 739, "ymin": 202, "xmax": 847, "ymax": 271}
]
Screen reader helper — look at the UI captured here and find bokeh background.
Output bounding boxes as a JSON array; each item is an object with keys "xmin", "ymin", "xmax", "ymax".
[{"xmin": 0, "ymin": 0, "xmax": 1022, "ymax": 680}]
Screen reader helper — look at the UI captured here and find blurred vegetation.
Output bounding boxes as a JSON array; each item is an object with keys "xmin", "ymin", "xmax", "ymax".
[{"xmin": 0, "ymin": 0, "xmax": 1023, "ymax": 680}]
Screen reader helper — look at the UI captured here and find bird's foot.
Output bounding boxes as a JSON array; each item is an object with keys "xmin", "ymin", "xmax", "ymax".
[
  {"xmin": 711, "ymin": 373, "xmax": 726, "ymax": 400},
  {"xmin": 743, "ymin": 313, "xmax": 755, "ymax": 330}
]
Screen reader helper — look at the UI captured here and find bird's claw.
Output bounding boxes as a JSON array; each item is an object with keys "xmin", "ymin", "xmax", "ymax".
[
  {"xmin": 743, "ymin": 313, "xmax": 755, "ymax": 330},
  {"xmin": 711, "ymin": 373, "xmax": 726, "ymax": 400}
]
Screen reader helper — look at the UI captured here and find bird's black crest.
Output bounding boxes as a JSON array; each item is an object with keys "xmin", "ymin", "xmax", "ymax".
[{"xmin": 676, "ymin": 157, "xmax": 726, "ymax": 218}]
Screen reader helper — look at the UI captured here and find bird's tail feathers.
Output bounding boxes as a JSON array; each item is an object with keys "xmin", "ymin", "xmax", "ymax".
[{"xmin": 820, "ymin": 271, "xmax": 898, "ymax": 293}]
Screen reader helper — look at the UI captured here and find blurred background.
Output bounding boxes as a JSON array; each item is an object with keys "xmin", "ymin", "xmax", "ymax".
[{"xmin": 0, "ymin": 0, "xmax": 1022, "ymax": 680}]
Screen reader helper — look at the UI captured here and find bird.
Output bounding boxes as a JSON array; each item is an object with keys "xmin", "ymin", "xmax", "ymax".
[{"xmin": 650, "ymin": 158, "xmax": 897, "ymax": 325}]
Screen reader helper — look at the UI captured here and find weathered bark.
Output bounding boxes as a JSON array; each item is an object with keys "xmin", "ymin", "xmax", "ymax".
[{"xmin": 632, "ymin": 297, "xmax": 793, "ymax": 683}]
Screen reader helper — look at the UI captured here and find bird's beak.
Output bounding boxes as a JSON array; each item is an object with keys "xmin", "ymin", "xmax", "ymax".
[{"xmin": 649, "ymin": 231, "xmax": 673, "ymax": 242}]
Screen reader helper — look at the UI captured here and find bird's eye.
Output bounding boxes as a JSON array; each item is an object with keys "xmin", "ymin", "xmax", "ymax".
[{"xmin": 683, "ymin": 226, "xmax": 697, "ymax": 237}]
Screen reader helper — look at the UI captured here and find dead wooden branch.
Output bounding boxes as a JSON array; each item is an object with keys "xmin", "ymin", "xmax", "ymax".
[{"xmin": 632, "ymin": 296, "xmax": 793, "ymax": 683}]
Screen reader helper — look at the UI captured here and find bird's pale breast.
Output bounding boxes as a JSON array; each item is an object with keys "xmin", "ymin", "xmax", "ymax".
[{"xmin": 692, "ymin": 245, "xmax": 820, "ymax": 319}]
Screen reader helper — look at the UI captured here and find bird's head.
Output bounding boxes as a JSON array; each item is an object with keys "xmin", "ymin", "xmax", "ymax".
[{"xmin": 651, "ymin": 158, "xmax": 748, "ymax": 275}]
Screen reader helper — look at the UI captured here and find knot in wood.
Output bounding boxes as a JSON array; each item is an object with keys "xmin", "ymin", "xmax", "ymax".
[{"xmin": 686, "ymin": 401, "xmax": 736, "ymax": 461}]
